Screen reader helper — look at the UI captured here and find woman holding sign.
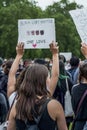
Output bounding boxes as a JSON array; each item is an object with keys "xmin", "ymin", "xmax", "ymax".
[
  {"xmin": 7, "ymin": 42, "xmax": 59, "ymax": 99},
  {"xmin": 7, "ymin": 42, "xmax": 67, "ymax": 130}
]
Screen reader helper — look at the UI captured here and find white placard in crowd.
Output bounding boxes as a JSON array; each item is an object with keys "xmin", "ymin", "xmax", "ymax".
[
  {"xmin": 18, "ymin": 18, "xmax": 56, "ymax": 49},
  {"xmin": 69, "ymin": 8, "xmax": 87, "ymax": 44},
  {"xmin": 59, "ymin": 52, "xmax": 72, "ymax": 61}
]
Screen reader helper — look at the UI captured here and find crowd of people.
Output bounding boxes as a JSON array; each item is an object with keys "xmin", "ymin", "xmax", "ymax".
[{"xmin": 0, "ymin": 41, "xmax": 87, "ymax": 130}]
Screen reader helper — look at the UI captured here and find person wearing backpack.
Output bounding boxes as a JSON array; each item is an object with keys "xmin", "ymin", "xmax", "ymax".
[
  {"xmin": 7, "ymin": 42, "xmax": 67, "ymax": 130},
  {"xmin": 53, "ymin": 60, "xmax": 73, "ymax": 129},
  {"xmin": 0, "ymin": 60, "xmax": 13, "ymax": 124}
]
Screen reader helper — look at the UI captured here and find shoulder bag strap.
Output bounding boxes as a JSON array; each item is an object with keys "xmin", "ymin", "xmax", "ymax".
[
  {"xmin": 71, "ymin": 90, "xmax": 87, "ymax": 130},
  {"xmin": 76, "ymin": 90, "xmax": 87, "ymax": 115},
  {"xmin": 6, "ymin": 94, "xmax": 17, "ymax": 120},
  {"xmin": 65, "ymin": 78, "xmax": 69, "ymax": 91}
]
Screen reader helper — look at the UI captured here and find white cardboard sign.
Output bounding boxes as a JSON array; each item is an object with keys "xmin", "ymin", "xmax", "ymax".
[
  {"xmin": 18, "ymin": 18, "xmax": 56, "ymax": 49},
  {"xmin": 59, "ymin": 52, "xmax": 72, "ymax": 61},
  {"xmin": 69, "ymin": 8, "xmax": 87, "ymax": 44}
]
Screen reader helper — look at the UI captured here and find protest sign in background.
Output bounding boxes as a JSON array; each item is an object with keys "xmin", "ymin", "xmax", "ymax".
[
  {"xmin": 18, "ymin": 18, "xmax": 56, "ymax": 49},
  {"xmin": 59, "ymin": 52, "xmax": 72, "ymax": 61},
  {"xmin": 69, "ymin": 8, "xmax": 87, "ymax": 44}
]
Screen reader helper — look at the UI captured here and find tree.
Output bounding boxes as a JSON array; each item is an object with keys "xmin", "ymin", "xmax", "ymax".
[
  {"xmin": 0, "ymin": 0, "xmax": 84, "ymax": 59},
  {"xmin": 44, "ymin": 0, "xmax": 83, "ymax": 57},
  {"xmin": 0, "ymin": 0, "xmax": 43, "ymax": 59}
]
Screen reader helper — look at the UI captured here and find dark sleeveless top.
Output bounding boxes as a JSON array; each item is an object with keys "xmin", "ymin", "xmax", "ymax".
[
  {"xmin": 72, "ymin": 83, "xmax": 87, "ymax": 130},
  {"xmin": 15, "ymin": 100, "xmax": 57, "ymax": 130}
]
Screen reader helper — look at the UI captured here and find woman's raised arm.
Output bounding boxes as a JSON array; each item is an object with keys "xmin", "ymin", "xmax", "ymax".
[
  {"xmin": 47, "ymin": 42, "xmax": 59, "ymax": 96},
  {"xmin": 7, "ymin": 43, "xmax": 24, "ymax": 97}
]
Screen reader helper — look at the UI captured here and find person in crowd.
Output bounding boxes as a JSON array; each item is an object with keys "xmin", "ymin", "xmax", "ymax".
[
  {"xmin": 0, "ymin": 57, "xmax": 3, "ymax": 72},
  {"xmin": 59, "ymin": 55, "xmax": 66, "ymax": 63},
  {"xmin": 7, "ymin": 41, "xmax": 59, "ymax": 105},
  {"xmin": 68, "ymin": 56, "xmax": 80, "ymax": 85},
  {"xmin": 23, "ymin": 59, "xmax": 32, "ymax": 68},
  {"xmin": 0, "ymin": 59, "xmax": 13, "ymax": 94},
  {"xmin": 34, "ymin": 58, "xmax": 50, "ymax": 74},
  {"xmin": 71, "ymin": 42, "xmax": 87, "ymax": 130},
  {"xmin": 59, "ymin": 55, "xmax": 72, "ymax": 81},
  {"xmin": 0, "ymin": 59, "xmax": 13, "ymax": 123},
  {"xmin": 7, "ymin": 42, "xmax": 67, "ymax": 130},
  {"xmin": 53, "ymin": 60, "xmax": 73, "ymax": 129}
]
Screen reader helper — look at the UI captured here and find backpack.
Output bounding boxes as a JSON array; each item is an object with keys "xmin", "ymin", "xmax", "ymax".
[
  {"xmin": 25, "ymin": 123, "xmax": 39, "ymax": 130},
  {"xmin": 0, "ymin": 72, "xmax": 8, "ymax": 94},
  {"xmin": 0, "ymin": 92, "xmax": 9, "ymax": 123},
  {"xmin": 25, "ymin": 99, "xmax": 51, "ymax": 130}
]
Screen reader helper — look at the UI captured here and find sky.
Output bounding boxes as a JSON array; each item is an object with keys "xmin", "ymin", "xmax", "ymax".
[{"xmin": 35, "ymin": 0, "xmax": 87, "ymax": 10}]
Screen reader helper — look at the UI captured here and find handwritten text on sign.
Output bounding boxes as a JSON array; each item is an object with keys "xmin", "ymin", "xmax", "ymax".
[
  {"xmin": 18, "ymin": 19, "xmax": 56, "ymax": 49},
  {"xmin": 69, "ymin": 8, "xmax": 87, "ymax": 44}
]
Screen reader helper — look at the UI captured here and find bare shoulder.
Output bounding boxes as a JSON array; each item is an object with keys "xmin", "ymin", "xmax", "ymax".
[
  {"xmin": 47, "ymin": 99, "xmax": 63, "ymax": 120},
  {"xmin": 47, "ymin": 99, "xmax": 62, "ymax": 109}
]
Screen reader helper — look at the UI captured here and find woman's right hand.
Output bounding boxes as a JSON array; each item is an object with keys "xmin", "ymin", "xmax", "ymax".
[{"xmin": 49, "ymin": 41, "xmax": 59, "ymax": 55}]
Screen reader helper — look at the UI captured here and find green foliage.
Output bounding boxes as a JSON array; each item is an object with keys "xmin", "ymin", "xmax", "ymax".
[
  {"xmin": 45, "ymin": 0, "xmax": 82, "ymax": 57},
  {"xmin": 0, "ymin": 0, "xmax": 43, "ymax": 59},
  {"xmin": 0, "ymin": 0, "xmax": 84, "ymax": 59}
]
